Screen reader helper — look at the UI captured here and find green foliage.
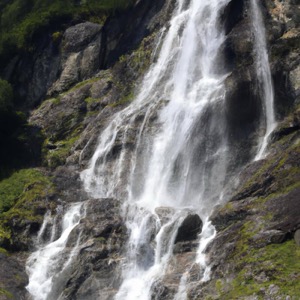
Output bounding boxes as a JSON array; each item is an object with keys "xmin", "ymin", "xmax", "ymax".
[
  {"xmin": 44, "ymin": 136, "xmax": 79, "ymax": 169},
  {"xmin": 109, "ymin": 91, "xmax": 134, "ymax": 107},
  {"xmin": 223, "ymin": 239, "xmax": 300, "ymax": 299},
  {"xmin": 0, "ymin": 0, "xmax": 135, "ymax": 63},
  {"xmin": 0, "ymin": 288, "xmax": 13, "ymax": 299},
  {"xmin": 52, "ymin": 31, "xmax": 63, "ymax": 42},
  {"xmin": 0, "ymin": 169, "xmax": 52, "ymax": 214},
  {"xmin": 0, "ymin": 247, "xmax": 8, "ymax": 255},
  {"xmin": 0, "ymin": 168, "xmax": 54, "ymax": 248},
  {"xmin": 66, "ymin": 77, "xmax": 100, "ymax": 93}
]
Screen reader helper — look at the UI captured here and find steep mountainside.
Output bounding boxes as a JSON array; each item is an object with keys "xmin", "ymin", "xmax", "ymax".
[{"xmin": 0, "ymin": 0, "xmax": 299, "ymax": 299}]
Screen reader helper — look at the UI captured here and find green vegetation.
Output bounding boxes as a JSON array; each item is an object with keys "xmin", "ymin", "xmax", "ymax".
[
  {"xmin": 0, "ymin": 247, "xmax": 8, "ymax": 255},
  {"xmin": 236, "ymin": 140, "xmax": 300, "ymax": 200},
  {"xmin": 109, "ymin": 91, "xmax": 134, "ymax": 107},
  {"xmin": 211, "ymin": 129, "xmax": 300, "ymax": 299},
  {"xmin": 44, "ymin": 136, "xmax": 79, "ymax": 169},
  {"xmin": 0, "ymin": 0, "xmax": 135, "ymax": 64},
  {"xmin": 0, "ymin": 169, "xmax": 52, "ymax": 214},
  {"xmin": 65, "ymin": 76, "xmax": 100, "ymax": 94},
  {"xmin": 0, "ymin": 168, "xmax": 54, "ymax": 248},
  {"xmin": 0, "ymin": 288, "xmax": 13, "ymax": 299},
  {"xmin": 0, "ymin": 79, "xmax": 13, "ymax": 113},
  {"xmin": 221, "ymin": 225, "xmax": 300, "ymax": 300}
]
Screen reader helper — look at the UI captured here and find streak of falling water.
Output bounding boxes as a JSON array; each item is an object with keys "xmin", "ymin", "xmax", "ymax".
[
  {"xmin": 251, "ymin": 0, "xmax": 277, "ymax": 161},
  {"xmin": 26, "ymin": 203, "xmax": 84, "ymax": 300},
  {"xmin": 81, "ymin": 0, "xmax": 232, "ymax": 299},
  {"xmin": 25, "ymin": 0, "xmax": 277, "ymax": 299}
]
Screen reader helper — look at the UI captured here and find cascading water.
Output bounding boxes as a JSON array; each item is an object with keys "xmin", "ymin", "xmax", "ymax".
[
  {"xmin": 81, "ymin": 0, "xmax": 233, "ymax": 298},
  {"xmin": 25, "ymin": 0, "xmax": 276, "ymax": 299},
  {"xmin": 251, "ymin": 0, "xmax": 277, "ymax": 160},
  {"xmin": 26, "ymin": 203, "xmax": 84, "ymax": 300}
]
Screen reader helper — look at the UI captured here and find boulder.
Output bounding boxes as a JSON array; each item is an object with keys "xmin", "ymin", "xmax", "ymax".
[
  {"xmin": 49, "ymin": 22, "xmax": 102, "ymax": 95},
  {"xmin": 63, "ymin": 22, "xmax": 102, "ymax": 53}
]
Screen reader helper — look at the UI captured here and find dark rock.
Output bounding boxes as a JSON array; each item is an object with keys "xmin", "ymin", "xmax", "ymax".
[
  {"xmin": 0, "ymin": 253, "xmax": 28, "ymax": 300},
  {"xmin": 57, "ymin": 198, "xmax": 128, "ymax": 300},
  {"xmin": 175, "ymin": 213, "xmax": 202, "ymax": 243},
  {"xmin": 268, "ymin": 187, "xmax": 300, "ymax": 235},
  {"xmin": 271, "ymin": 107, "xmax": 300, "ymax": 142},
  {"xmin": 210, "ymin": 198, "xmax": 254, "ymax": 231},
  {"xmin": 221, "ymin": 0, "xmax": 245, "ymax": 35},
  {"xmin": 102, "ymin": 0, "xmax": 169, "ymax": 68},
  {"xmin": 63, "ymin": 22, "xmax": 102, "ymax": 53},
  {"xmin": 4, "ymin": 40, "xmax": 61, "ymax": 107},
  {"xmin": 252, "ymin": 229, "xmax": 289, "ymax": 248},
  {"xmin": 223, "ymin": 7, "xmax": 263, "ymax": 168}
]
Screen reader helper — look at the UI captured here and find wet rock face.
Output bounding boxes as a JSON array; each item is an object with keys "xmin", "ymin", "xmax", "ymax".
[
  {"xmin": 189, "ymin": 110, "xmax": 300, "ymax": 299},
  {"xmin": 223, "ymin": 0, "xmax": 263, "ymax": 168},
  {"xmin": 4, "ymin": 39, "xmax": 61, "ymax": 107},
  {"xmin": 264, "ymin": 0, "xmax": 300, "ymax": 117},
  {"xmin": 0, "ymin": 253, "xmax": 28, "ymax": 300},
  {"xmin": 58, "ymin": 198, "xmax": 128, "ymax": 300},
  {"xmin": 3, "ymin": 0, "xmax": 174, "ymax": 108},
  {"xmin": 154, "ymin": 207, "xmax": 203, "ymax": 244}
]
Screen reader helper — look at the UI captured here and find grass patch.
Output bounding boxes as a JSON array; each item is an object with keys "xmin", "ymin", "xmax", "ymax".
[
  {"xmin": 0, "ymin": 288, "xmax": 13, "ymax": 299},
  {"xmin": 0, "ymin": 168, "xmax": 54, "ymax": 248},
  {"xmin": 108, "ymin": 91, "xmax": 134, "ymax": 108},
  {"xmin": 223, "ymin": 240, "xmax": 300, "ymax": 299},
  {"xmin": 65, "ymin": 77, "xmax": 100, "ymax": 94},
  {"xmin": 44, "ymin": 136, "xmax": 79, "ymax": 168},
  {"xmin": 0, "ymin": 0, "xmax": 136, "ymax": 64},
  {"xmin": 0, "ymin": 169, "xmax": 52, "ymax": 214}
]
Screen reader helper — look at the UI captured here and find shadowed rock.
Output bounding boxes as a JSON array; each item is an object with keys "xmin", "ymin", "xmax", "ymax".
[{"xmin": 175, "ymin": 213, "xmax": 203, "ymax": 243}]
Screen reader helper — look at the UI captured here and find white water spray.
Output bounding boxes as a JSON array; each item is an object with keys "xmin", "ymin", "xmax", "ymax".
[
  {"xmin": 26, "ymin": 203, "xmax": 83, "ymax": 300},
  {"xmin": 82, "ymin": 0, "xmax": 232, "ymax": 298},
  {"xmin": 251, "ymin": 0, "xmax": 276, "ymax": 160},
  {"xmin": 26, "ymin": 0, "xmax": 277, "ymax": 299}
]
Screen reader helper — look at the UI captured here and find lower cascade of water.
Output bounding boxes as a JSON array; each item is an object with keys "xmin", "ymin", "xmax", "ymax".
[
  {"xmin": 83, "ymin": 0, "xmax": 233, "ymax": 298},
  {"xmin": 25, "ymin": 0, "xmax": 276, "ymax": 299},
  {"xmin": 26, "ymin": 203, "xmax": 84, "ymax": 300}
]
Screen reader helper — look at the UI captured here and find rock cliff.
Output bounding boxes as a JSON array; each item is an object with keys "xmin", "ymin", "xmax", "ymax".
[{"xmin": 0, "ymin": 0, "xmax": 299, "ymax": 299}]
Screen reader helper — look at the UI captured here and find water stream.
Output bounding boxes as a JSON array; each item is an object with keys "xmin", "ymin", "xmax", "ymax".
[
  {"xmin": 83, "ymin": 0, "xmax": 231, "ymax": 298},
  {"xmin": 26, "ymin": 0, "xmax": 276, "ymax": 299},
  {"xmin": 251, "ymin": 0, "xmax": 276, "ymax": 160},
  {"xmin": 26, "ymin": 203, "xmax": 84, "ymax": 300}
]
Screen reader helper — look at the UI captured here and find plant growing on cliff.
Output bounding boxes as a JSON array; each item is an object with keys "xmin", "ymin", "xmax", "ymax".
[
  {"xmin": 0, "ymin": 0, "xmax": 136, "ymax": 64},
  {"xmin": 0, "ymin": 168, "xmax": 55, "ymax": 249}
]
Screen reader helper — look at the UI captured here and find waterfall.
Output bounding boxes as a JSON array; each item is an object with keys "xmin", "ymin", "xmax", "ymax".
[
  {"xmin": 82, "ymin": 0, "xmax": 233, "ymax": 298},
  {"xmin": 25, "ymin": 0, "xmax": 276, "ymax": 299},
  {"xmin": 26, "ymin": 203, "xmax": 84, "ymax": 300},
  {"xmin": 251, "ymin": 0, "xmax": 276, "ymax": 160}
]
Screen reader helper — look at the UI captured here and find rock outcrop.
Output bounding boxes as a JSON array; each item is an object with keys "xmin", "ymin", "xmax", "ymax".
[
  {"xmin": 55, "ymin": 198, "xmax": 127, "ymax": 300},
  {"xmin": 0, "ymin": 252, "xmax": 28, "ymax": 300}
]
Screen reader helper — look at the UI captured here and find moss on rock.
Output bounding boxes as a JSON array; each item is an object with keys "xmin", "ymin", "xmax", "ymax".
[{"xmin": 0, "ymin": 168, "xmax": 55, "ymax": 251}]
